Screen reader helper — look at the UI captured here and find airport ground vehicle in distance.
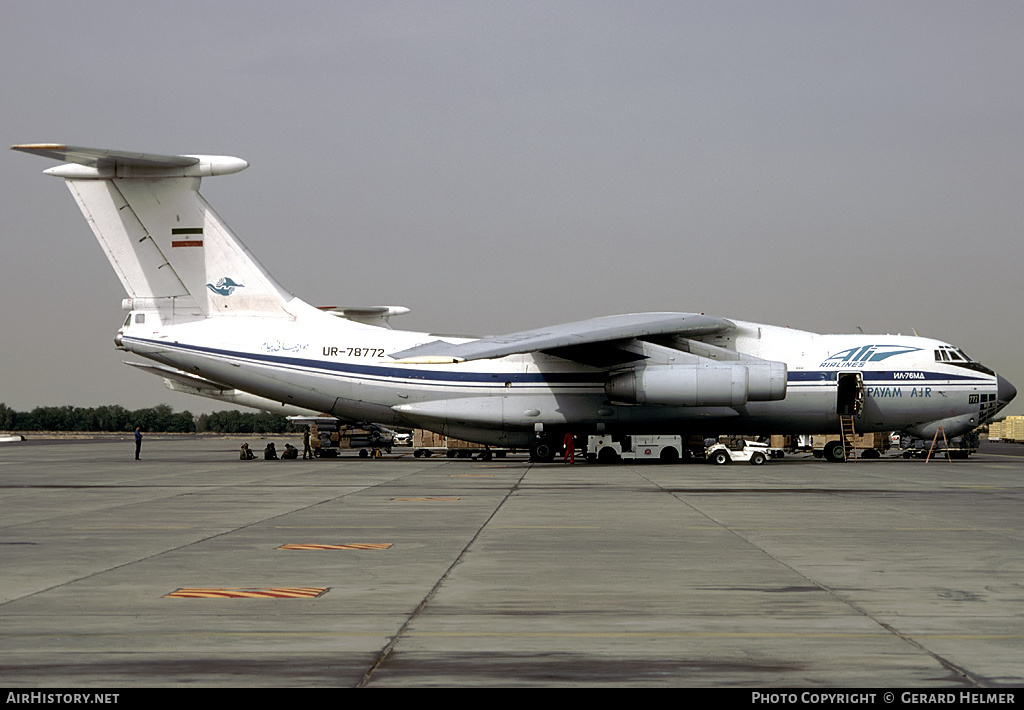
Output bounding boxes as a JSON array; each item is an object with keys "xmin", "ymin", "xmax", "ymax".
[
  {"xmin": 812, "ymin": 432, "xmax": 892, "ymax": 460},
  {"xmin": 13, "ymin": 144, "xmax": 1017, "ymax": 461},
  {"xmin": 586, "ymin": 434, "xmax": 685, "ymax": 463},
  {"xmin": 706, "ymin": 437, "xmax": 781, "ymax": 466},
  {"xmin": 288, "ymin": 417, "xmax": 397, "ymax": 458}
]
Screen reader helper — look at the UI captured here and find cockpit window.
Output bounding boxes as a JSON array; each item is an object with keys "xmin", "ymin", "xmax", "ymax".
[
  {"xmin": 135, "ymin": 313, "xmax": 145, "ymax": 324},
  {"xmin": 936, "ymin": 345, "xmax": 994, "ymax": 376}
]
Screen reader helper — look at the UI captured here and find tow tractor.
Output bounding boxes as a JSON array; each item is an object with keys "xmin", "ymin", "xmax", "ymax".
[
  {"xmin": 585, "ymin": 434, "xmax": 684, "ymax": 463},
  {"xmin": 705, "ymin": 437, "xmax": 781, "ymax": 465}
]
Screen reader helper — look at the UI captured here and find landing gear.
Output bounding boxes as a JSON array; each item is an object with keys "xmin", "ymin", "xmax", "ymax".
[
  {"xmin": 529, "ymin": 438, "xmax": 558, "ymax": 463},
  {"xmin": 823, "ymin": 440, "xmax": 847, "ymax": 463}
]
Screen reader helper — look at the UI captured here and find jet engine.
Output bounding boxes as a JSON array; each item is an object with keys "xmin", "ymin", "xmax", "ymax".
[{"xmin": 606, "ymin": 362, "xmax": 787, "ymax": 407}]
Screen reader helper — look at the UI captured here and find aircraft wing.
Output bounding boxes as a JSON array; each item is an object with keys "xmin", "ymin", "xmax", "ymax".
[{"xmin": 391, "ymin": 312, "xmax": 734, "ymax": 363}]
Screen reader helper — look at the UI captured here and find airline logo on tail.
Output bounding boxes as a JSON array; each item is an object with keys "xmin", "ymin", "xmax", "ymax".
[{"xmin": 206, "ymin": 278, "xmax": 245, "ymax": 296}]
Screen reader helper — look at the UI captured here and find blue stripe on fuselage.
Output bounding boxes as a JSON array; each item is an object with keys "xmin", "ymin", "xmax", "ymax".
[{"xmin": 787, "ymin": 370, "xmax": 988, "ymax": 384}]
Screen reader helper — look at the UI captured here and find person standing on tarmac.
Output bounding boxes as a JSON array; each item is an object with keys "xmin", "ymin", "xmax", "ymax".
[
  {"xmin": 303, "ymin": 427, "xmax": 313, "ymax": 459},
  {"xmin": 134, "ymin": 426, "xmax": 143, "ymax": 460}
]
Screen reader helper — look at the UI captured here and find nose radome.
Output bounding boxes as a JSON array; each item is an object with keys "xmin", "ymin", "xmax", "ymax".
[{"xmin": 997, "ymin": 374, "xmax": 1017, "ymax": 404}]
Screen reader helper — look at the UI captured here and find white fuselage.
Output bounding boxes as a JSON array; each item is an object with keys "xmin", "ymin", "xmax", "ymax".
[{"xmin": 118, "ymin": 303, "xmax": 1007, "ymax": 447}]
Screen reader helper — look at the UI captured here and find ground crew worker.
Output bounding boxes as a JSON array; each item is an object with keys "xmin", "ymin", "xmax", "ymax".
[{"xmin": 303, "ymin": 427, "xmax": 313, "ymax": 459}]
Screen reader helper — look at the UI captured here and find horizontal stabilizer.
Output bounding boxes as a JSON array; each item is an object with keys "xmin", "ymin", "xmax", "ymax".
[
  {"xmin": 11, "ymin": 143, "xmax": 247, "ymax": 178},
  {"xmin": 13, "ymin": 144, "xmax": 197, "ymax": 168}
]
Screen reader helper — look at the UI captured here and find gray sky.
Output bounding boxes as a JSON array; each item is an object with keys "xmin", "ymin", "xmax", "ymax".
[{"xmin": 2, "ymin": 1, "xmax": 1023, "ymax": 416}]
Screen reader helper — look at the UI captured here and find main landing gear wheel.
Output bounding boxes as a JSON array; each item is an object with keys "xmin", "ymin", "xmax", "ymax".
[
  {"xmin": 530, "ymin": 439, "xmax": 558, "ymax": 463},
  {"xmin": 823, "ymin": 440, "xmax": 847, "ymax": 463}
]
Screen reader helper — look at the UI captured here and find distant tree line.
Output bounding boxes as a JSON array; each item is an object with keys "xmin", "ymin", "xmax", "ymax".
[
  {"xmin": 0, "ymin": 403, "xmax": 300, "ymax": 434},
  {"xmin": 195, "ymin": 409, "xmax": 299, "ymax": 434}
]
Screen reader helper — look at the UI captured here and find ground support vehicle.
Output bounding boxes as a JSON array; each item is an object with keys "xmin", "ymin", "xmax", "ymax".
[
  {"xmin": 705, "ymin": 437, "xmax": 780, "ymax": 465},
  {"xmin": 585, "ymin": 434, "xmax": 685, "ymax": 463},
  {"xmin": 899, "ymin": 430, "xmax": 979, "ymax": 460},
  {"xmin": 288, "ymin": 416, "xmax": 394, "ymax": 458},
  {"xmin": 411, "ymin": 429, "xmax": 512, "ymax": 460},
  {"xmin": 812, "ymin": 432, "xmax": 891, "ymax": 461},
  {"xmin": 788, "ymin": 434, "xmax": 814, "ymax": 453},
  {"xmin": 345, "ymin": 426, "xmax": 395, "ymax": 457}
]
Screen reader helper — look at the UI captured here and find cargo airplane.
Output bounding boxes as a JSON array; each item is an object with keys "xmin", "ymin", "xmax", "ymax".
[{"xmin": 13, "ymin": 144, "xmax": 1016, "ymax": 461}]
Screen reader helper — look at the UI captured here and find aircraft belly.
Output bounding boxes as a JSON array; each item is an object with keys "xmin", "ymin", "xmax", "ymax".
[
  {"xmin": 392, "ymin": 393, "xmax": 615, "ymax": 431},
  {"xmin": 904, "ymin": 412, "xmax": 978, "ymax": 439}
]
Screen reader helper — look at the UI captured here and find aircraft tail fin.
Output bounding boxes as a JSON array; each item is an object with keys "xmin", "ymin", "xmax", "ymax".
[{"xmin": 13, "ymin": 144, "xmax": 298, "ymax": 320}]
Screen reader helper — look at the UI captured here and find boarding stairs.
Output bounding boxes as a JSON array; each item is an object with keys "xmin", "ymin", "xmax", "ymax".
[{"xmin": 839, "ymin": 414, "xmax": 858, "ymax": 462}]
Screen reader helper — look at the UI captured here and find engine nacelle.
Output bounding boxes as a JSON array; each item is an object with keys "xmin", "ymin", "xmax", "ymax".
[
  {"xmin": 744, "ymin": 362, "xmax": 788, "ymax": 402},
  {"xmin": 606, "ymin": 362, "xmax": 787, "ymax": 407}
]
